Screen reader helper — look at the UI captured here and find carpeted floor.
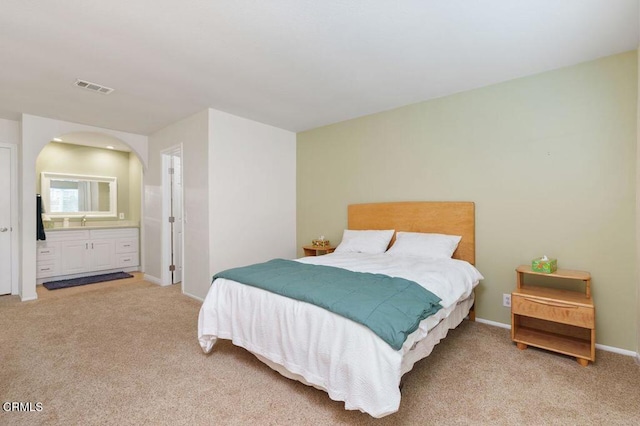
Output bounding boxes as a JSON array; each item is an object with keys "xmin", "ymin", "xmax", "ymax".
[{"xmin": 1, "ymin": 275, "xmax": 639, "ymax": 425}]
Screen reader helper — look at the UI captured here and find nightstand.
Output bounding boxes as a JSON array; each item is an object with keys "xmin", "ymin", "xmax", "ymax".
[
  {"xmin": 302, "ymin": 245, "xmax": 336, "ymax": 256},
  {"xmin": 511, "ymin": 265, "xmax": 595, "ymax": 366}
]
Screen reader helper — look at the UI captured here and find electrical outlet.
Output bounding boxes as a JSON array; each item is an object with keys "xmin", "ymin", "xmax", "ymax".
[
  {"xmin": 503, "ymin": 293, "xmax": 511, "ymax": 308},
  {"xmin": 119, "ymin": 212, "xmax": 124, "ymax": 220}
]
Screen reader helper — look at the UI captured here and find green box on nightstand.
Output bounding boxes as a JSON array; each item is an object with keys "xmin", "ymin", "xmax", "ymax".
[{"xmin": 532, "ymin": 257, "xmax": 557, "ymax": 274}]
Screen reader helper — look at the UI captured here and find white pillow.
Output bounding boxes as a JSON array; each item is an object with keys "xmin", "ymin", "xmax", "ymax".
[
  {"xmin": 386, "ymin": 232, "xmax": 461, "ymax": 259},
  {"xmin": 334, "ymin": 229, "xmax": 395, "ymax": 254}
]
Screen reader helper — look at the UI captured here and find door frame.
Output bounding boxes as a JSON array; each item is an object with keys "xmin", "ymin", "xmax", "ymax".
[
  {"xmin": 0, "ymin": 143, "xmax": 19, "ymax": 295},
  {"xmin": 160, "ymin": 144, "xmax": 184, "ymax": 290}
]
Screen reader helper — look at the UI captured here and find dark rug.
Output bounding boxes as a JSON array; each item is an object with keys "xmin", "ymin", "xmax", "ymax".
[{"xmin": 43, "ymin": 272, "xmax": 134, "ymax": 290}]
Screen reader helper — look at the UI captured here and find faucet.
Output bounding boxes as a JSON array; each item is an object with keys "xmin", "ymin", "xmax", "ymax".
[{"xmin": 81, "ymin": 215, "xmax": 87, "ymax": 227}]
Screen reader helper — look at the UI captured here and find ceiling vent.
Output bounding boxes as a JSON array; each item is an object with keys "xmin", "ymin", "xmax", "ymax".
[{"xmin": 74, "ymin": 79, "xmax": 114, "ymax": 95}]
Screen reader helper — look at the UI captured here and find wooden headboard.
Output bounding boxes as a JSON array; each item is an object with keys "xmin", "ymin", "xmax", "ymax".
[{"xmin": 348, "ymin": 202, "xmax": 476, "ymax": 265}]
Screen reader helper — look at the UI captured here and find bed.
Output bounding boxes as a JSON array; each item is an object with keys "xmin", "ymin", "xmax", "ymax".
[{"xmin": 198, "ymin": 201, "xmax": 482, "ymax": 417}]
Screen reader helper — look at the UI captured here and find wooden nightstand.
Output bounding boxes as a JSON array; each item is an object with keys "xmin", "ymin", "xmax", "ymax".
[
  {"xmin": 511, "ymin": 265, "xmax": 595, "ymax": 366},
  {"xmin": 302, "ymin": 245, "xmax": 336, "ymax": 256}
]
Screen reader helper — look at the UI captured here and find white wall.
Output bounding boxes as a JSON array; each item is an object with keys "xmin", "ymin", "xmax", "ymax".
[
  {"xmin": 208, "ymin": 109, "xmax": 297, "ymax": 286},
  {"xmin": 129, "ymin": 153, "xmax": 143, "ymax": 225},
  {"xmin": 0, "ymin": 118, "xmax": 20, "ymax": 144},
  {"xmin": 145, "ymin": 110, "xmax": 210, "ymax": 298},
  {"xmin": 145, "ymin": 108, "xmax": 296, "ymax": 301},
  {"xmin": 20, "ymin": 114, "xmax": 147, "ymax": 300}
]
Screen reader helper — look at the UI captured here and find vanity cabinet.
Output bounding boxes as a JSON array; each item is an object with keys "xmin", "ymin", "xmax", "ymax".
[
  {"xmin": 36, "ymin": 240, "xmax": 61, "ymax": 278},
  {"xmin": 37, "ymin": 227, "xmax": 139, "ymax": 281},
  {"xmin": 60, "ymin": 238, "xmax": 115, "ymax": 274}
]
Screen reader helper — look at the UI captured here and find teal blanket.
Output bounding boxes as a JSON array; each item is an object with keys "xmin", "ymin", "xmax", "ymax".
[{"xmin": 212, "ymin": 259, "xmax": 442, "ymax": 350}]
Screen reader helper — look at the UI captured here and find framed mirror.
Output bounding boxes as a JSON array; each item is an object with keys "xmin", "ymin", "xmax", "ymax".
[{"xmin": 41, "ymin": 172, "xmax": 118, "ymax": 218}]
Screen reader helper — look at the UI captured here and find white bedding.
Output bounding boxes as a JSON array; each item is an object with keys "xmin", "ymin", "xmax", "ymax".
[{"xmin": 198, "ymin": 253, "xmax": 483, "ymax": 417}]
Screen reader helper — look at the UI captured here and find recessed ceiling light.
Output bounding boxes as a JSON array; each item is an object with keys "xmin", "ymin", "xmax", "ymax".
[
  {"xmin": 53, "ymin": 138, "xmax": 63, "ymax": 142},
  {"xmin": 106, "ymin": 145, "xmax": 115, "ymax": 150}
]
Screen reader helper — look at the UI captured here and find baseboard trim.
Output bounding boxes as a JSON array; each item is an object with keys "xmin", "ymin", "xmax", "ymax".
[
  {"xmin": 20, "ymin": 295, "xmax": 38, "ymax": 302},
  {"xmin": 183, "ymin": 291, "xmax": 204, "ymax": 302},
  {"xmin": 476, "ymin": 317, "xmax": 637, "ymax": 358},
  {"xmin": 145, "ymin": 274, "xmax": 201, "ymax": 301},
  {"xmin": 594, "ymin": 344, "xmax": 637, "ymax": 358},
  {"xmin": 144, "ymin": 274, "xmax": 163, "ymax": 286},
  {"xmin": 475, "ymin": 317, "xmax": 511, "ymax": 329}
]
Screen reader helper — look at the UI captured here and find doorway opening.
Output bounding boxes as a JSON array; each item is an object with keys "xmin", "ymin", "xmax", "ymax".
[
  {"xmin": 161, "ymin": 145, "xmax": 184, "ymax": 289},
  {"xmin": 33, "ymin": 133, "xmax": 145, "ymax": 296}
]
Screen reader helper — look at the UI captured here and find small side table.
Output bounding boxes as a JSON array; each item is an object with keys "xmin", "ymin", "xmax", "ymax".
[
  {"xmin": 302, "ymin": 245, "xmax": 336, "ymax": 256},
  {"xmin": 511, "ymin": 265, "xmax": 595, "ymax": 366}
]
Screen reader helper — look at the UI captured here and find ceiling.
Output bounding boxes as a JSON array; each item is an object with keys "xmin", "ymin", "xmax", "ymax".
[{"xmin": 1, "ymin": 0, "xmax": 638, "ymax": 135}]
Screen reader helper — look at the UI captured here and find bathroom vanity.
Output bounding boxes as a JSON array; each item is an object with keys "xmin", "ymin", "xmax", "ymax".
[{"xmin": 36, "ymin": 226, "xmax": 139, "ymax": 283}]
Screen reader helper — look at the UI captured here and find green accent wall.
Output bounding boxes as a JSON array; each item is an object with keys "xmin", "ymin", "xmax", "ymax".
[
  {"xmin": 297, "ymin": 50, "xmax": 637, "ymax": 350},
  {"xmin": 36, "ymin": 142, "xmax": 142, "ymax": 223}
]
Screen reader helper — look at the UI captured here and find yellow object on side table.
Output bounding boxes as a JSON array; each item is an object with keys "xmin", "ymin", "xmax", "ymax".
[
  {"xmin": 305, "ymin": 235, "xmax": 334, "ymax": 256},
  {"xmin": 312, "ymin": 235, "xmax": 330, "ymax": 247}
]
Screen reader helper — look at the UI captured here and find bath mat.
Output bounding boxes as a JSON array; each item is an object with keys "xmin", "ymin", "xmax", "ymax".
[{"xmin": 43, "ymin": 272, "xmax": 134, "ymax": 290}]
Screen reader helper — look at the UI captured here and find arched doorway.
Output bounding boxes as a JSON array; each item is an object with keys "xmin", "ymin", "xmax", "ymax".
[
  {"xmin": 34, "ymin": 132, "xmax": 144, "ymax": 291},
  {"xmin": 20, "ymin": 114, "xmax": 148, "ymax": 301}
]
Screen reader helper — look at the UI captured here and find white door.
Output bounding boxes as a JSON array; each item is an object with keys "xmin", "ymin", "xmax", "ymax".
[
  {"xmin": 0, "ymin": 147, "xmax": 11, "ymax": 295},
  {"xmin": 162, "ymin": 145, "xmax": 184, "ymax": 287},
  {"xmin": 171, "ymin": 155, "xmax": 183, "ymax": 284}
]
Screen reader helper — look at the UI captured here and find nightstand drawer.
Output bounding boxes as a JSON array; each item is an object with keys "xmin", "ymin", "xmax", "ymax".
[{"xmin": 512, "ymin": 294, "xmax": 594, "ymax": 329}]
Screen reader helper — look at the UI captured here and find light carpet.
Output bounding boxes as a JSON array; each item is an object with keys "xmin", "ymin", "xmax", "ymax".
[{"xmin": 1, "ymin": 275, "xmax": 639, "ymax": 425}]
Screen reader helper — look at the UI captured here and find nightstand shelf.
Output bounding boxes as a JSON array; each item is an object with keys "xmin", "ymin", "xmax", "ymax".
[
  {"xmin": 511, "ymin": 265, "xmax": 595, "ymax": 366},
  {"xmin": 302, "ymin": 245, "xmax": 336, "ymax": 256},
  {"xmin": 512, "ymin": 326, "xmax": 592, "ymax": 360}
]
